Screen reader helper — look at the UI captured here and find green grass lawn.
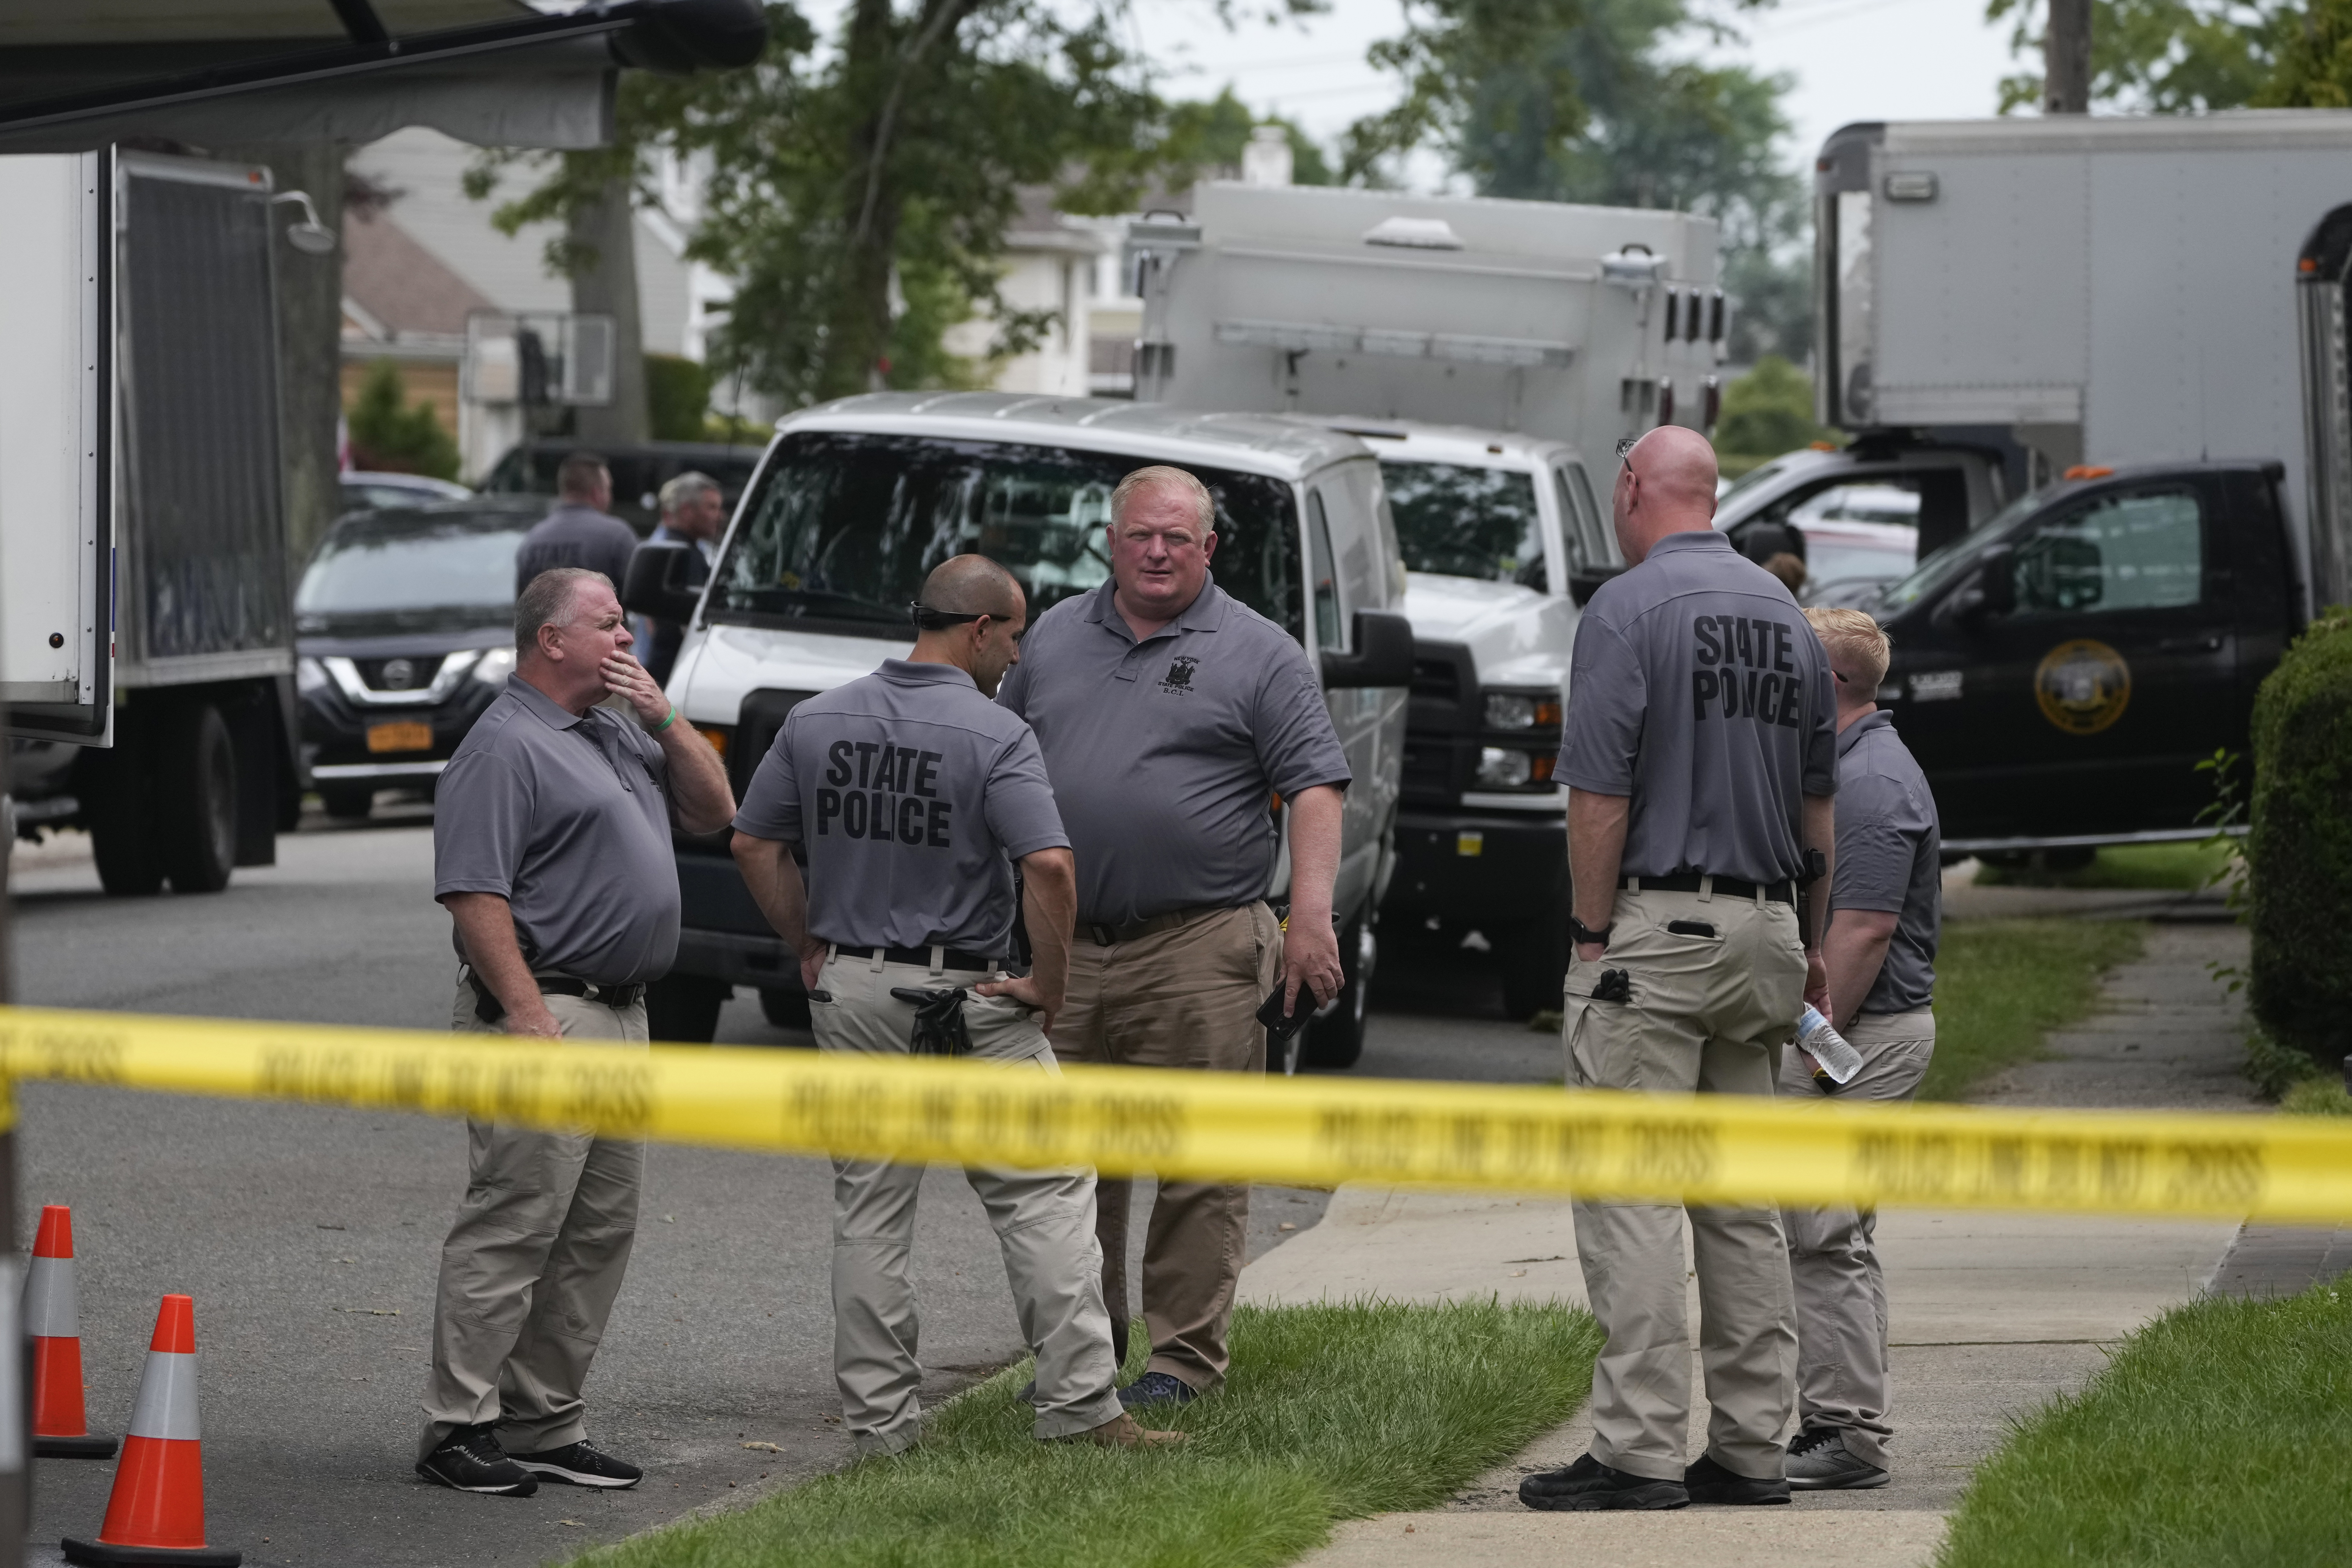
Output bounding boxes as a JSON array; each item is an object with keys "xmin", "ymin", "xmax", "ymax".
[
  {"xmin": 1938, "ymin": 1279, "xmax": 2352, "ymax": 1567},
  {"xmin": 1918, "ymin": 919, "xmax": 2146, "ymax": 1101},
  {"xmin": 574, "ymin": 1299, "xmax": 1603, "ymax": 1568},
  {"xmin": 1972, "ymin": 841, "xmax": 2236, "ymax": 891}
]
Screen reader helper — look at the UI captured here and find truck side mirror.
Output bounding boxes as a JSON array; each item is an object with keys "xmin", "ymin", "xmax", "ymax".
[
  {"xmin": 1568, "ymin": 563, "xmax": 1625, "ymax": 606},
  {"xmin": 1934, "ymin": 548, "xmax": 2013, "ymax": 630},
  {"xmin": 1322, "ymin": 610, "xmax": 1415, "ymax": 688},
  {"xmin": 622, "ymin": 541, "xmax": 704, "ymax": 625}
]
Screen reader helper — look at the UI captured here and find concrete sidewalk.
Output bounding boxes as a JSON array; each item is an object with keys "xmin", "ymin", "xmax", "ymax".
[{"xmin": 1244, "ymin": 919, "xmax": 2258, "ymax": 1568}]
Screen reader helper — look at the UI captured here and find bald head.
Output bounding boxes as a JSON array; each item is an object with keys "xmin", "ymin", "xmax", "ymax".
[
  {"xmin": 919, "ymin": 554, "xmax": 1023, "ymax": 618},
  {"xmin": 1612, "ymin": 425, "xmax": 1720, "ymax": 564}
]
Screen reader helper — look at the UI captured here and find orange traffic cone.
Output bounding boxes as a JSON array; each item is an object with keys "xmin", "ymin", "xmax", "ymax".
[
  {"xmin": 26, "ymin": 1205, "xmax": 117, "ymax": 1460},
  {"xmin": 62, "ymin": 1295, "xmax": 240, "ymax": 1567}
]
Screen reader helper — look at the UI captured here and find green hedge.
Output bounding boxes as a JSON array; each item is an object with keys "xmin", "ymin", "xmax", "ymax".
[{"xmin": 2248, "ymin": 610, "xmax": 2352, "ymax": 1067}]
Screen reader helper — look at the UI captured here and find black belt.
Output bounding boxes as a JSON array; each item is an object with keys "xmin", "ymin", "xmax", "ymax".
[
  {"xmin": 1084, "ymin": 904, "xmax": 1237, "ymax": 947},
  {"xmin": 468, "ymin": 972, "xmax": 643, "ymax": 1027},
  {"xmin": 835, "ymin": 944, "xmax": 1001, "ymax": 972},
  {"xmin": 1620, "ymin": 872, "xmax": 1797, "ymax": 905}
]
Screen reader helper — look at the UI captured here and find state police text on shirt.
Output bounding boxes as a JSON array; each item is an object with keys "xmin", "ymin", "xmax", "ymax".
[
  {"xmin": 815, "ymin": 739, "xmax": 954, "ymax": 847},
  {"xmin": 1691, "ymin": 614, "xmax": 1810, "ymax": 728}
]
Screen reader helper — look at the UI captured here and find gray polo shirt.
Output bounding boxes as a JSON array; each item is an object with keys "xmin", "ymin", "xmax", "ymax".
[
  {"xmin": 996, "ymin": 577, "xmax": 1351, "ymax": 927},
  {"xmin": 732, "ymin": 659, "xmax": 1069, "ymax": 953},
  {"xmin": 434, "ymin": 676, "xmax": 680, "ymax": 985},
  {"xmin": 514, "ymin": 503, "xmax": 639, "ymax": 596},
  {"xmin": 1557, "ymin": 529, "xmax": 1836, "ymax": 885},
  {"xmin": 1830, "ymin": 710, "xmax": 1940, "ymax": 1013}
]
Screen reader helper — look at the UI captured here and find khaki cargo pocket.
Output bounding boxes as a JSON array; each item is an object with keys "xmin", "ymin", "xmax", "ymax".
[{"xmin": 962, "ymin": 989, "xmax": 1052, "ymax": 1066}]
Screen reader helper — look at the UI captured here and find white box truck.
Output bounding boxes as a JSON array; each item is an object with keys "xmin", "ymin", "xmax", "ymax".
[
  {"xmin": 3, "ymin": 149, "xmax": 309, "ymax": 895},
  {"xmin": 1126, "ymin": 181, "xmax": 1726, "ymax": 1014},
  {"xmin": 1720, "ymin": 112, "xmax": 2352, "ymax": 856}
]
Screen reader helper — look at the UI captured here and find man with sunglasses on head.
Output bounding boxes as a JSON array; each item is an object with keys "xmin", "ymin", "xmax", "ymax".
[
  {"xmin": 728, "ymin": 553, "xmax": 1180, "ymax": 1456},
  {"xmin": 1520, "ymin": 426, "xmax": 1837, "ymax": 1514},
  {"xmin": 996, "ymin": 463, "xmax": 1350, "ymax": 1412}
]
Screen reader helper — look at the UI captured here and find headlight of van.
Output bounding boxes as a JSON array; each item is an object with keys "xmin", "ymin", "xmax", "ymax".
[
  {"xmin": 296, "ymin": 656, "xmax": 329, "ymax": 696},
  {"xmin": 472, "ymin": 646, "xmax": 517, "ymax": 685},
  {"xmin": 1476, "ymin": 747, "xmax": 1558, "ymax": 790}
]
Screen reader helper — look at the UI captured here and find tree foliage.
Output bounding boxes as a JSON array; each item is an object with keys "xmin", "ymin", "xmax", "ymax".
[
  {"xmin": 1983, "ymin": 0, "xmax": 2291, "ymax": 112},
  {"xmin": 1714, "ymin": 353, "xmax": 1829, "ymax": 458},
  {"xmin": 2256, "ymin": 0, "xmax": 2352, "ymax": 104}
]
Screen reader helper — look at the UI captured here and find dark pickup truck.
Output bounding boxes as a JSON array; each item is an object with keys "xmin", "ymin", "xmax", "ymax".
[{"xmin": 1757, "ymin": 458, "xmax": 2295, "ymax": 855}]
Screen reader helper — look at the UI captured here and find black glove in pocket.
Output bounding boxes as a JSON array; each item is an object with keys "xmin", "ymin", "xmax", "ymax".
[
  {"xmin": 889, "ymin": 986, "xmax": 975, "ymax": 1056},
  {"xmin": 1589, "ymin": 968, "xmax": 1632, "ymax": 1005}
]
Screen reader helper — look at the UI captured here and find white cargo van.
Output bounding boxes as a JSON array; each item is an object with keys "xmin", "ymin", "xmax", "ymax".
[
  {"xmin": 624, "ymin": 392, "xmax": 1412, "ymax": 1070},
  {"xmin": 1292, "ymin": 419, "xmax": 1618, "ymax": 1017}
]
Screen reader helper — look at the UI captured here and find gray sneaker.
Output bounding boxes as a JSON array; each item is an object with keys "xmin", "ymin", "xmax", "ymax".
[{"xmin": 1784, "ymin": 1428, "xmax": 1890, "ymax": 1491}]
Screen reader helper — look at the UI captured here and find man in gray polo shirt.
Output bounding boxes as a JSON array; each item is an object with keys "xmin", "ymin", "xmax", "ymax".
[
  {"xmin": 418, "ymin": 565, "xmax": 733, "ymax": 1498},
  {"xmin": 514, "ymin": 451, "xmax": 639, "ymax": 595},
  {"xmin": 1780, "ymin": 607, "xmax": 1941, "ymax": 1493},
  {"xmin": 997, "ymin": 464, "xmax": 1351, "ymax": 1409},
  {"xmin": 730, "ymin": 555, "xmax": 1180, "ymax": 1455},
  {"xmin": 1520, "ymin": 427, "xmax": 1837, "ymax": 1514}
]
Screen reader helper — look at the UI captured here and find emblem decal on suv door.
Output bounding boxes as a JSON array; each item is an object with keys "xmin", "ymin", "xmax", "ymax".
[{"xmin": 2034, "ymin": 639, "xmax": 2132, "ymax": 735}]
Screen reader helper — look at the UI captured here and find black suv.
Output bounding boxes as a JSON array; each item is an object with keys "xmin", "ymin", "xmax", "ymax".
[{"xmin": 295, "ymin": 500, "xmax": 543, "ymax": 819}]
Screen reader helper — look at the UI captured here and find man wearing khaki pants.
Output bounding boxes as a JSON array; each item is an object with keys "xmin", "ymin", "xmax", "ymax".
[
  {"xmin": 997, "ymin": 465, "xmax": 1351, "ymax": 1409},
  {"xmin": 1521, "ymin": 428, "xmax": 1838, "ymax": 1512},
  {"xmin": 1780, "ymin": 607, "xmax": 1941, "ymax": 1491},
  {"xmin": 421, "ymin": 567, "xmax": 734, "ymax": 1496}
]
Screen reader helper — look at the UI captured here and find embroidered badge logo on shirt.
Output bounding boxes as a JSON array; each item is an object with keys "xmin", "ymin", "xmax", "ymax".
[{"xmin": 1161, "ymin": 655, "xmax": 1201, "ymax": 694}]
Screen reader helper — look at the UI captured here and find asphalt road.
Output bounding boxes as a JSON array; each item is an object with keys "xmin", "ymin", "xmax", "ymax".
[{"xmin": 5, "ymin": 813, "xmax": 1552, "ymax": 1567}]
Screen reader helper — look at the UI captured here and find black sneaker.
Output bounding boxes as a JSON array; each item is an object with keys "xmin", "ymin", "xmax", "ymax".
[
  {"xmin": 1520, "ymin": 1452, "xmax": 1689, "ymax": 1512},
  {"xmin": 1683, "ymin": 1451, "xmax": 1791, "ymax": 1505},
  {"xmin": 509, "ymin": 1438, "xmax": 643, "ymax": 1489},
  {"xmin": 416, "ymin": 1424, "xmax": 538, "ymax": 1496},
  {"xmin": 1116, "ymin": 1371, "xmax": 1199, "ymax": 1409},
  {"xmin": 1784, "ymin": 1427, "xmax": 1890, "ymax": 1491}
]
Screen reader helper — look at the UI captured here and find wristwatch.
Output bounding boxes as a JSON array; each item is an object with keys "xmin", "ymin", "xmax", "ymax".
[{"xmin": 1570, "ymin": 916, "xmax": 1614, "ymax": 949}]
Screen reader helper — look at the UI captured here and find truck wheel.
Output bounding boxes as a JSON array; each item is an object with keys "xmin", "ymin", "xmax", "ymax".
[
  {"xmin": 160, "ymin": 704, "xmax": 237, "ymax": 895},
  {"xmin": 759, "ymin": 987, "xmax": 812, "ymax": 1030},
  {"xmin": 1498, "ymin": 906, "xmax": 1569, "ymax": 1022},
  {"xmin": 647, "ymin": 975, "xmax": 730, "ymax": 1043},
  {"xmin": 320, "ymin": 785, "xmax": 374, "ymax": 821},
  {"xmin": 1302, "ymin": 912, "xmax": 1376, "ymax": 1070}
]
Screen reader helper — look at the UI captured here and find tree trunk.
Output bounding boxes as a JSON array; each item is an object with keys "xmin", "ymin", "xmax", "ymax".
[
  {"xmin": 824, "ymin": 0, "xmax": 904, "ymax": 400},
  {"xmin": 220, "ymin": 141, "xmax": 346, "ymax": 568},
  {"xmin": 569, "ymin": 172, "xmax": 649, "ymax": 450},
  {"xmin": 2043, "ymin": 0, "xmax": 2093, "ymax": 114}
]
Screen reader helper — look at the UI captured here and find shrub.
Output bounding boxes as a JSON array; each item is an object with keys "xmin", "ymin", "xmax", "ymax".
[
  {"xmin": 344, "ymin": 359, "xmax": 460, "ymax": 479},
  {"xmin": 1714, "ymin": 354, "xmax": 1836, "ymax": 460},
  {"xmin": 2246, "ymin": 609, "xmax": 2352, "ymax": 1068},
  {"xmin": 646, "ymin": 352, "xmax": 712, "ymax": 441}
]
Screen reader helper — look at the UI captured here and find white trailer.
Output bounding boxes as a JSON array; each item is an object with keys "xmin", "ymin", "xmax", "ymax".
[
  {"xmin": 1129, "ymin": 180, "xmax": 1727, "ymax": 478},
  {"xmin": 1805, "ymin": 111, "xmax": 2352, "ymax": 609}
]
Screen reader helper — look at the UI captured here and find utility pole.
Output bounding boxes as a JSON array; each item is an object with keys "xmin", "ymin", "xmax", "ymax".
[{"xmin": 2044, "ymin": 0, "xmax": 2093, "ymax": 114}]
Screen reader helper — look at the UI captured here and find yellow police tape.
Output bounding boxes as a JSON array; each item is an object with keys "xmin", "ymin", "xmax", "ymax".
[{"xmin": 0, "ymin": 1003, "xmax": 2345, "ymax": 1222}]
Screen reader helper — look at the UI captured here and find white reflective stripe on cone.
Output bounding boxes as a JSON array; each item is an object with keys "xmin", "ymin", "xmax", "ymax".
[
  {"xmin": 21, "ymin": 1252, "xmax": 78, "ymax": 1339},
  {"xmin": 125, "ymin": 1351, "xmax": 201, "ymax": 1443}
]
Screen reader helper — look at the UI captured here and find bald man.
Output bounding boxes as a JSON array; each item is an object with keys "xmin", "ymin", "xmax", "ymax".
[
  {"xmin": 729, "ymin": 554, "xmax": 1177, "ymax": 1454},
  {"xmin": 1520, "ymin": 426, "xmax": 1838, "ymax": 1514}
]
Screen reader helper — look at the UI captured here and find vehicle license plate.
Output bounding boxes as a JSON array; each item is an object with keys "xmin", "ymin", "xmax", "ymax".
[{"xmin": 366, "ymin": 721, "xmax": 433, "ymax": 754}]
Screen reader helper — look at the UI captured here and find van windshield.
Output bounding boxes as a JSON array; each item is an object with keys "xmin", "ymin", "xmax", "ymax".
[
  {"xmin": 711, "ymin": 432, "xmax": 1304, "ymax": 641},
  {"xmin": 1383, "ymin": 461, "xmax": 1545, "ymax": 586}
]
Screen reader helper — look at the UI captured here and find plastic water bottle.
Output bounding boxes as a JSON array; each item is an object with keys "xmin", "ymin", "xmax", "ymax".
[{"xmin": 1797, "ymin": 1004, "xmax": 1863, "ymax": 1087}]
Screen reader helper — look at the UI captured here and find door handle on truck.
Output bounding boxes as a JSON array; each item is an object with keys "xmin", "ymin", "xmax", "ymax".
[{"xmin": 2156, "ymin": 632, "xmax": 2225, "ymax": 654}]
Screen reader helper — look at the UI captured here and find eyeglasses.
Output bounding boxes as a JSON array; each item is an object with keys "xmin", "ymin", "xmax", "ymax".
[
  {"xmin": 909, "ymin": 603, "xmax": 1026, "ymax": 641},
  {"xmin": 1615, "ymin": 435, "xmax": 1639, "ymax": 466}
]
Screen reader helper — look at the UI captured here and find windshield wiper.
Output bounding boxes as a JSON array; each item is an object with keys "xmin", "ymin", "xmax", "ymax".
[{"xmin": 724, "ymin": 587, "xmax": 907, "ymax": 623}]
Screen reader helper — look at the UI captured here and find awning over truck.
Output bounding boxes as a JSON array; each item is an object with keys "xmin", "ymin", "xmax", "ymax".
[{"xmin": 0, "ymin": 0, "xmax": 764, "ymax": 152}]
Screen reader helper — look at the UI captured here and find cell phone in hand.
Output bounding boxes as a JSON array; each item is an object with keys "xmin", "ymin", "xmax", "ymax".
[{"xmin": 1256, "ymin": 983, "xmax": 1313, "ymax": 1043}]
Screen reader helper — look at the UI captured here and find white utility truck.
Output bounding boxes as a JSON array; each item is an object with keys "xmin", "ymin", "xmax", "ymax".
[
  {"xmin": 1732, "ymin": 112, "xmax": 2352, "ymax": 858},
  {"xmin": 2, "ymin": 149, "xmax": 311, "ymax": 895},
  {"xmin": 1126, "ymin": 181, "xmax": 1725, "ymax": 1014}
]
